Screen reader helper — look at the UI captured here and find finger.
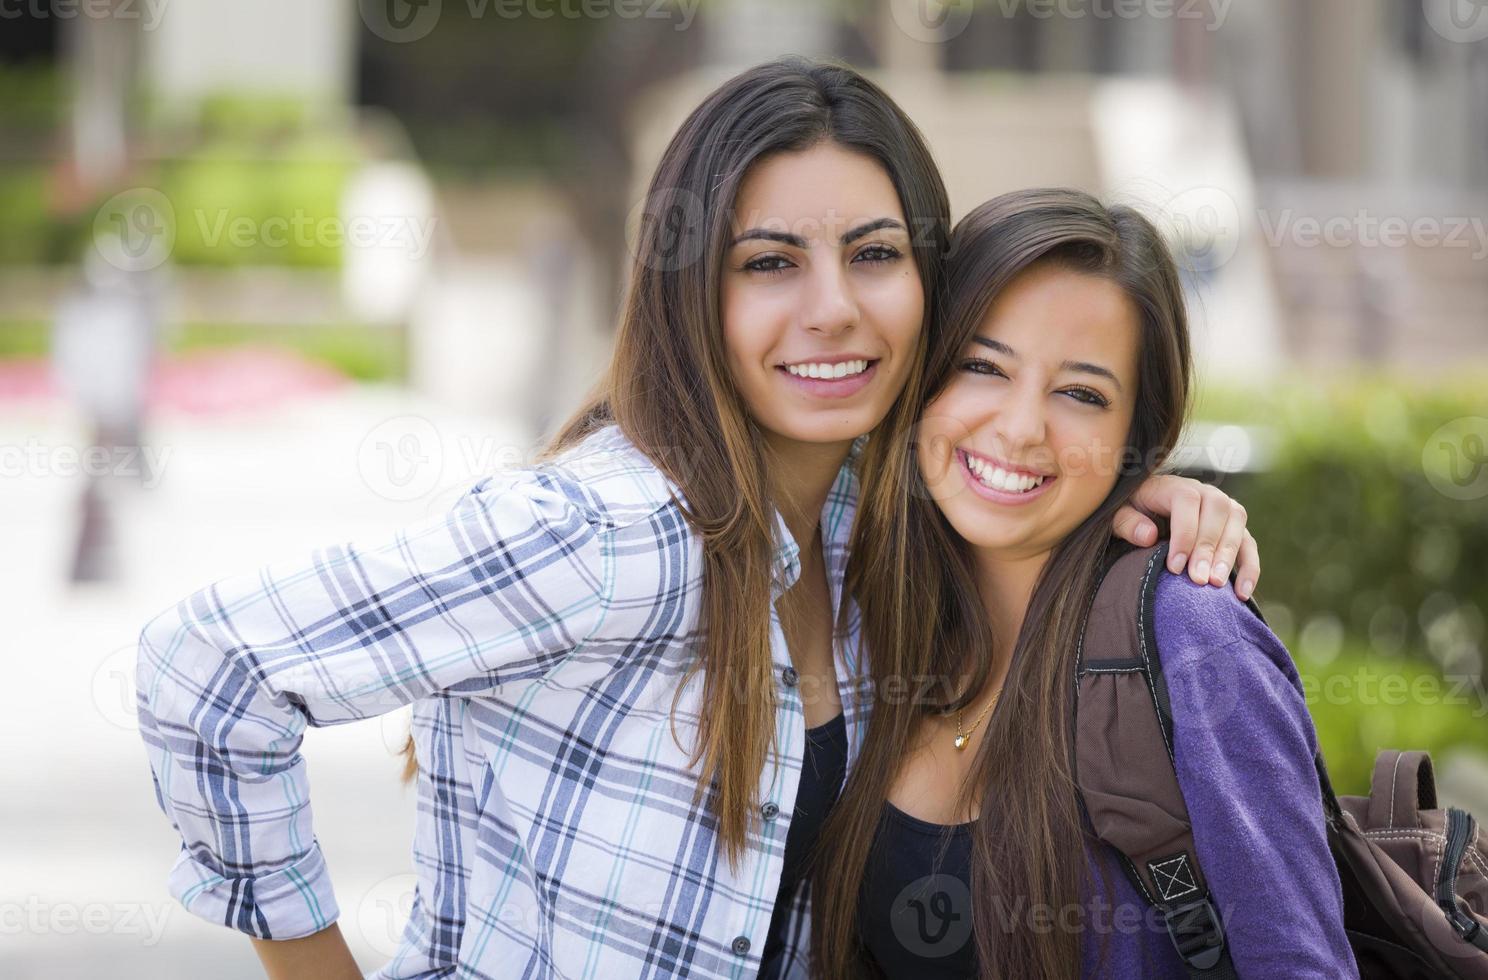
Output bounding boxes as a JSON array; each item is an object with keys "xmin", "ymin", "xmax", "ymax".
[
  {"xmin": 1233, "ymin": 531, "xmax": 1261, "ymax": 600},
  {"xmin": 1206, "ymin": 502, "xmax": 1249, "ymax": 588},
  {"xmin": 1155, "ymin": 482, "xmax": 1203, "ymax": 574},
  {"xmin": 1111, "ymin": 504, "xmax": 1159, "ymax": 547},
  {"xmin": 1185, "ymin": 487, "xmax": 1234, "ymax": 585}
]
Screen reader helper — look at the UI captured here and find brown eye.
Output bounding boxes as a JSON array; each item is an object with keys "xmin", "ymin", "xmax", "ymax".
[
  {"xmin": 854, "ymin": 244, "xmax": 901, "ymax": 264},
  {"xmin": 743, "ymin": 254, "xmax": 793, "ymax": 275},
  {"xmin": 959, "ymin": 358, "xmax": 1004, "ymax": 377},
  {"xmin": 1063, "ymin": 386, "xmax": 1109, "ymax": 408}
]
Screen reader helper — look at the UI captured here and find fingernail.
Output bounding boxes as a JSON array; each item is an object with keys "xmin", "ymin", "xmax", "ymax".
[
  {"xmin": 1194, "ymin": 559, "xmax": 1210, "ymax": 580},
  {"xmin": 1169, "ymin": 552, "xmax": 1187, "ymax": 572},
  {"xmin": 1212, "ymin": 561, "xmax": 1228, "ymax": 582},
  {"xmin": 1239, "ymin": 579, "xmax": 1254, "ymax": 598}
]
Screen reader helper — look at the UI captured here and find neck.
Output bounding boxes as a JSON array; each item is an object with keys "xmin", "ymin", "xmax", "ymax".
[
  {"xmin": 970, "ymin": 545, "xmax": 1052, "ymax": 680},
  {"xmin": 763, "ymin": 431, "xmax": 854, "ymax": 554}
]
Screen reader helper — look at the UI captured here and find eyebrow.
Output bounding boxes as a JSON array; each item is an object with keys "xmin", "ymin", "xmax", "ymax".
[
  {"xmin": 728, "ymin": 217, "xmax": 906, "ymax": 249},
  {"xmin": 971, "ymin": 336, "xmax": 1125, "ymax": 393}
]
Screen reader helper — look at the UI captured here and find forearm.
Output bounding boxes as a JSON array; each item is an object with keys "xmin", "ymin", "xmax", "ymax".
[{"xmin": 250, "ymin": 922, "xmax": 363, "ymax": 980}]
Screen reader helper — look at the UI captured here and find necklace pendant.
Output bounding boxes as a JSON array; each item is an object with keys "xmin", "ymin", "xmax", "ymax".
[{"xmin": 954, "ymin": 733, "xmax": 969, "ymax": 750}]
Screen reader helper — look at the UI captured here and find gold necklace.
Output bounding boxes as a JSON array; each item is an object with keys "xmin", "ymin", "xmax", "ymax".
[{"xmin": 954, "ymin": 690, "xmax": 1001, "ymax": 750}]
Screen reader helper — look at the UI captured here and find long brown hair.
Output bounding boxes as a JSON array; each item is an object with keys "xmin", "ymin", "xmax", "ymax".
[
  {"xmin": 401, "ymin": 57, "xmax": 950, "ymax": 869},
  {"xmin": 812, "ymin": 188, "xmax": 1194, "ymax": 978}
]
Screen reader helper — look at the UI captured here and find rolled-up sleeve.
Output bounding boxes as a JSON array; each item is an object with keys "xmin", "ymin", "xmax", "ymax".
[{"xmin": 135, "ymin": 471, "xmax": 607, "ymax": 939}]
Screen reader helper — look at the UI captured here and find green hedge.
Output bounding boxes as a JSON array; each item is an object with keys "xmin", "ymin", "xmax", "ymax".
[
  {"xmin": 1297, "ymin": 652, "xmax": 1485, "ymax": 794},
  {"xmin": 1195, "ymin": 374, "xmax": 1488, "ymax": 792},
  {"xmin": 0, "ymin": 320, "xmax": 401, "ymax": 383},
  {"xmin": 0, "ymin": 92, "xmax": 359, "ymax": 268}
]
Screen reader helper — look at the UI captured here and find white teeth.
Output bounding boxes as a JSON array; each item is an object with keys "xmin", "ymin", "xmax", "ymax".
[
  {"xmin": 963, "ymin": 452, "xmax": 1046, "ymax": 493},
  {"xmin": 785, "ymin": 359, "xmax": 869, "ymax": 379}
]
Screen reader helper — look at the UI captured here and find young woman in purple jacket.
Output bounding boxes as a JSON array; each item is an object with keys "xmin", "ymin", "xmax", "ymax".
[{"xmin": 810, "ymin": 188, "xmax": 1356, "ymax": 979}]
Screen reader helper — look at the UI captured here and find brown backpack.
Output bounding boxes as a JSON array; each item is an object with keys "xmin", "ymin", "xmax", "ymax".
[{"xmin": 1073, "ymin": 541, "xmax": 1488, "ymax": 979}]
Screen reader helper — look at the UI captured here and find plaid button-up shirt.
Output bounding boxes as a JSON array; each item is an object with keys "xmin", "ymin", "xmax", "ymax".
[{"xmin": 137, "ymin": 423, "xmax": 869, "ymax": 979}]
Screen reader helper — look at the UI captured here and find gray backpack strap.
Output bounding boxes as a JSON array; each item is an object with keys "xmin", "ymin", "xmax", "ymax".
[{"xmin": 1073, "ymin": 541, "xmax": 1238, "ymax": 978}]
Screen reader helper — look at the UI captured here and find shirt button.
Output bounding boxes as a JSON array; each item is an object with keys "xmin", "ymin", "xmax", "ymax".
[
  {"xmin": 761, "ymin": 801, "xmax": 779, "ymax": 820},
  {"xmin": 732, "ymin": 935, "xmax": 751, "ymax": 955},
  {"xmin": 781, "ymin": 666, "xmax": 799, "ymax": 687}
]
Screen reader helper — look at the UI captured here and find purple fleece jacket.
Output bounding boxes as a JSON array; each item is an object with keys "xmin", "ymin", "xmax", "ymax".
[{"xmin": 1079, "ymin": 571, "xmax": 1359, "ymax": 978}]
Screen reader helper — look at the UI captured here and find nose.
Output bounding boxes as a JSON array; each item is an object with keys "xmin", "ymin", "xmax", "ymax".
[
  {"xmin": 993, "ymin": 381, "xmax": 1046, "ymax": 455},
  {"xmin": 799, "ymin": 260, "xmax": 857, "ymax": 337}
]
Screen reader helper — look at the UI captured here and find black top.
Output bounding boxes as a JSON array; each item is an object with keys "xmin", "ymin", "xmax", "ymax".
[
  {"xmin": 857, "ymin": 802, "xmax": 977, "ymax": 979},
  {"xmin": 756, "ymin": 711, "xmax": 849, "ymax": 979}
]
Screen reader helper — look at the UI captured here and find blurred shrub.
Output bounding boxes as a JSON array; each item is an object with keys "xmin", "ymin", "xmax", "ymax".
[
  {"xmin": 0, "ymin": 167, "xmax": 63, "ymax": 264},
  {"xmin": 0, "ymin": 320, "xmax": 400, "ymax": 382},
  {"xmin": 171, "ymin": 323, "xmax": 403, "ymax": 382},
  {"xmin": 1296, "ymin": 651, "xmax": 1485, "ymax": 794},
  {"xmin": 0, "ymin": 92, "xmax": 359, "ymax": 268},
  {"xmin": 0, "ymin": 62, "xmax": 62, "ymax": 129},
  {"xmin": 1194, "ymin": 373, "xmax": 1488, "ymax": 791},
  {"xmin": 159, "ymin": 132, "xmax": 357, "ymax": 269}
]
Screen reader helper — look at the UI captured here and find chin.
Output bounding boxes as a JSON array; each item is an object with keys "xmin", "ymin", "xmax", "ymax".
[
  {"xmin": 946, "ymin": 517, "xmax": 1032, "ymax": 553},
  {"xmin": 767, "ymin": 411, "xmax": 879, "ymax": 446}
]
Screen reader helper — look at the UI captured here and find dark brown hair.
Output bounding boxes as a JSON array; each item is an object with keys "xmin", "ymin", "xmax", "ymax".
[
  {"xmin": 402, "ymin": 57, "xmax": 950, "ymax": 869},
  {"xmin": 812, "ymin": 187, "xmax": 1194, "ymax": 978}
]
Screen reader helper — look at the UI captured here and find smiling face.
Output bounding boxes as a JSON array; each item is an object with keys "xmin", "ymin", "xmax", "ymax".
[
  {"xmin": 917, "ymin": 261, "xmax": 1141, "ymax": 561},
  {"xmin": 721, "ymin": 141, "xmax": 925, "ymax": 450}
]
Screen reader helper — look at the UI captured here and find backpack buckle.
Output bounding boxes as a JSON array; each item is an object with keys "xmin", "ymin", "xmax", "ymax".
[{"xmin": 1163, "ymin": 898, "xmax": 1226, "ymax": 970}]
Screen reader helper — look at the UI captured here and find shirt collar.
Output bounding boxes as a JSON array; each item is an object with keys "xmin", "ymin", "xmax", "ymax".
[
  {"xmin": 769, "ymin": 433, "xmax": 866, "ymax": 600},
  {"xmin": 573, "ymin": 423, "xmax": 865, "ymax": 600}
]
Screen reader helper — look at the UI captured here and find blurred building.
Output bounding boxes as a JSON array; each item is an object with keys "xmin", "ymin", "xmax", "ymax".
[{"xmin": 1, "ymin": 0, "xmax": 1483, "ymax": 411}]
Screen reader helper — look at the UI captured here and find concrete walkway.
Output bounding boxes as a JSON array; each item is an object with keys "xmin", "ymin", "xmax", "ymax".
[{"xmin": 1, "ymin": 383, "xmax": 532, "ymax": 978}]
